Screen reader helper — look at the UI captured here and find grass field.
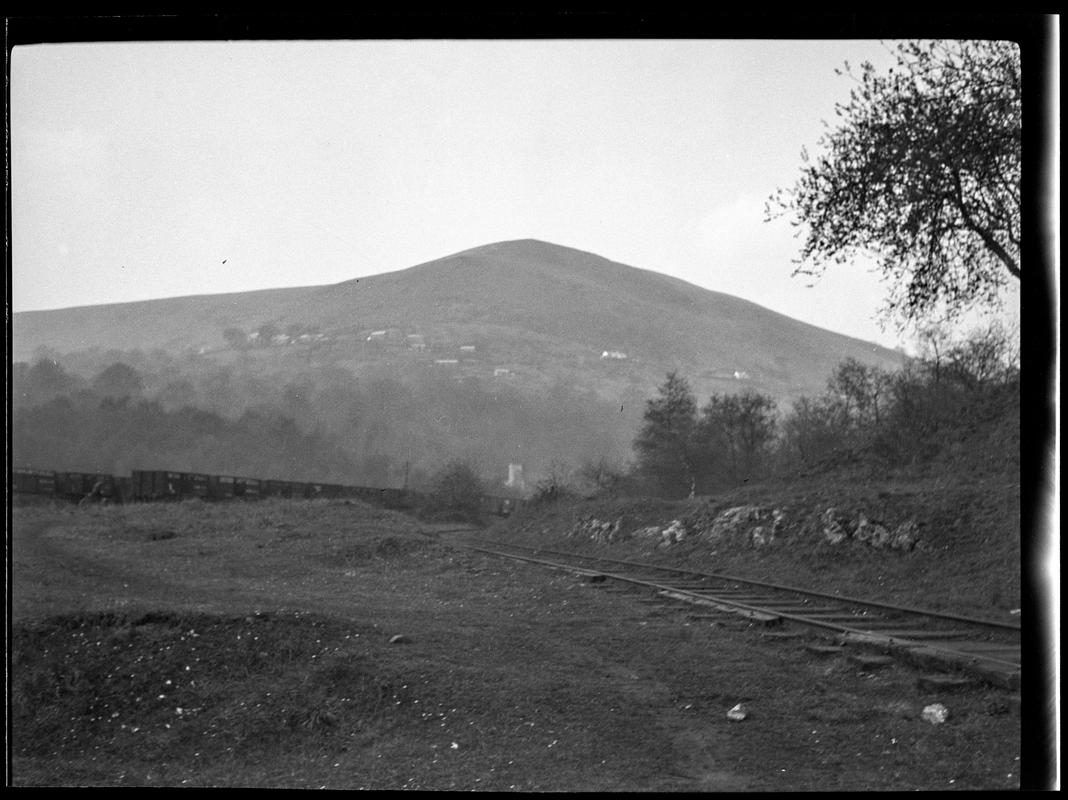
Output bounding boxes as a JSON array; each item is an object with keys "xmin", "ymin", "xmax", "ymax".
[{"xmin": 10, "ymin": 491, "xmax": 1027, "ymax": 790}]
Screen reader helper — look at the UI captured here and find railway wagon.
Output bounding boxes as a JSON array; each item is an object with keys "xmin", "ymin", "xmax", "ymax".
[
  {"xmin": 207, "ymin": 474, "xmax": 237, "ymax": 500},
  {"xmin": 176, "ymin": 472, "xmax": 211, "ymax": 499},
  {"xmin": 335, "ymin": 484, "xmax": 364, "ymax": 500},
  {"xmin": 234, "ymin": 476, "xmax": 262, "ymax": 498},
  {"xmin": 12, "ymin": 468, "xmax": 58, "ymax": 496},
  {"xmin": 55, "ymin": 471, "xmax": 124, "ymax": 503},
  {"xmin": 303, "ymin": 482, "xmax": 344, "ymax": 499},
  {"xmin": 130, "ymin": 470, "xmax": 183, "ymax": 501},
  {"xmin": 205, "ymin": 475, "xmax": 266, "ymax": 500},
  {"xmin": 262, "ymin": 479, "xmax": 307, "ymax": 499}
]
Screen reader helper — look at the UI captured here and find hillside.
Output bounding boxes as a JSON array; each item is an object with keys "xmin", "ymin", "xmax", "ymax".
[{"xmin": 13, "ymin": 239, "xmax": 903, "ymax": 405}]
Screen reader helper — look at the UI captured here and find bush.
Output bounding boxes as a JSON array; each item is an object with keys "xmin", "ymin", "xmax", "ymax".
[
  {"xmin": 576, "ymin": 457, "xmax": 630, "ymax": 498},
  {"xmin": 530, "ymin": 461, "xmax": 579, "ymax": 505},
  {"xmin": 423, "ymin": 460, "xmax": 485, "ymax": 521}
]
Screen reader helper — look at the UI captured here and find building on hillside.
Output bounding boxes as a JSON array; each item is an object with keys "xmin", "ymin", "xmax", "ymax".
[
  {"xmin": 367, "ymin": 328, "xmax": 404, "ymax": 344},
  {"xmin": 271, "ymin": 334, "xmax": 291, "ymax": 346},
  {"xmin": 406, "ymin": 334, "xmax": 427, "ymax": 351},
  {"xmin": 459, "ymin": 345, "xmax": 476, "ymax": 353},
  {"xmin": 601, "ymin": 350, "xmax": 627, "ymax": 360},
  {"xmin": 493, "ymin": 367, "xmax": 513, "ymax": 377},
  {"xmin": 733, "ymin": 370, "xmax": 750, "ymax": 380},
  {"xmin": 505, "ymin": 463, "xmax": 526, "ymax": 492}
]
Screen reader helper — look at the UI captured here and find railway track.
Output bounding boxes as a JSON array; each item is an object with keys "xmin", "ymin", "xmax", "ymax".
[{"xmin": 454, "ymin": 538, "xmax": 1021, "ymax": 691}]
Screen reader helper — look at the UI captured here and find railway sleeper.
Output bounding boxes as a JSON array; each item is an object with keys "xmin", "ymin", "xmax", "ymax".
[
  {"xmin": 938, "ymin": 642, "xmax": 1022, "ymax": 656},
  {"xmin": 868, "ymin": 629, "xmax": 977, "ymax": 640},
  {"xmin": 659, "ymin": 591, "xmax": 782, "ymax": 626},
  {"xmin": 831, "ymin": 619, "xmax": 920, "ymax": 629},
  {"xmin": 729, "ymin": 604, "xmax": 847, "ymax": 615},
  {"xmin": 840, "ymin": 636, "xmax": 1021, "ymax": 690}
]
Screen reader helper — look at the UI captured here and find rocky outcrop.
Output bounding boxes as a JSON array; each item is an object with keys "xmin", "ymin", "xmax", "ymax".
[
  {"xmin": 566, "ymin": 504, "xmax": 921, "ymax": 553},
  {"xmin": 684, "ymin": 505, "xmax": 787, "ymax": 549},
  {"xmin": 819, "ymin": 508, "xmax": 920, "ymax": 551},
  {"xmin": 568, "ymin": 516, "xmax": 624, "ymax": 544}
]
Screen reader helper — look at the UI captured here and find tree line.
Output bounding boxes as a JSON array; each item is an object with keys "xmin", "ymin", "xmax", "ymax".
[
  {"xmin": 628, "ymin": 321, "xmax": 1019, "ymax": 499},
  {"xmin": 11, "ymin": 346, "xmax": 631, "ymax": 491}
]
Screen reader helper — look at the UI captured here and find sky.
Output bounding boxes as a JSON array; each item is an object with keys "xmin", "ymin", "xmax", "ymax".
[{"xmin": 10, "ymin": 36, "xmax": 1030, "ymax": 351}]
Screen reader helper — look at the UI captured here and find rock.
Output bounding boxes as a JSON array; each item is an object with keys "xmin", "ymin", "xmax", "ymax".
[
  {"xmin": 921, "ymin": 703, "xmax": 949, "ymax": 724},
  {"xmin": 726, "ymin": 702, "xmax": 748, "ymax": 722},
  {"xmin": 821, "ymin": 507, "xmax": 851, "ymax": 545},
  {"xmin": 854, "ymin": 514, "xmax": 891, "ymax": 547},
  {"xmin": 660, "ymin": 520, "xmax": 687, "ymax": 546},
  {"xmin": 689, "ymin": 505, "xmax": 786, "ymax": 548},
  {"xmin": 889, "ymin": 520, "xmax": 921, "ymax": 550},
  {"xmin": 569, "ymin": 517, "xmax": 626, "ymax": 544},
  {"xmin": 750, "ymin": 526, "xmax": 773, "ymax": 548}
]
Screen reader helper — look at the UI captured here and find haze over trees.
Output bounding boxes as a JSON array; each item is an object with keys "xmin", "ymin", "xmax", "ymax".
[
  {"xmin": 767, "ymin": 40, "xmax": 1021, "ymax": 328},
  {"xmin": 10, "ymin": 347, "xmax": 629, "ymax": 491}
]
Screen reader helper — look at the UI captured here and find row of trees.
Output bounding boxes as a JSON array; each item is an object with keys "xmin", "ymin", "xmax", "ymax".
[
  {"xmin": 631, "ymin": 322, "xmax": 1019, "ymax": 499},
  {"xmin": 633, "ymin": 375, "xmax": 777, "ymax": 498},
  {"xmin": 12, "ymin": 394, "xmax": 359, "ymax": 483}
]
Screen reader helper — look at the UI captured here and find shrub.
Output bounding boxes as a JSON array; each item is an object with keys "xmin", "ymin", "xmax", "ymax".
[
  {"xmin": 424, "ymin": 460, "xmax": 485, "ymax": 521},
  {"xmin": 530, "ymin": 461, "xmax": 579, "ymax": 504}
]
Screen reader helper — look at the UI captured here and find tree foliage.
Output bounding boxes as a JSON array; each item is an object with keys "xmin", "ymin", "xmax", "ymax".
[
  {"xmin": 91, "ymin": 362, "xmax": 145, "ymax": 399},
  {"xmin": 827, "ymin": 357, "xmax": 894, "ymax": 428},
  {"xmin": 633, "ymin": 372, "xmax": 700, "ymax": 498},
  {"xmin": 767, "ymin": 39, "xmax": 1021, "ymax": 327},
  {"xmin": 427, "ymin": 460, "xmax": 485, "ymax": 518},
  {"xmin": 635, "ymin": 375, "xmax": 779, "ymax": 495},
  {"xmin": 698, "ymin": 390, "xmax": 779, "ymax": 483}
]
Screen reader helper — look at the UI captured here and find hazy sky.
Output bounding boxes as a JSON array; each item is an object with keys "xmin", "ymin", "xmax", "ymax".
[{"xmin": 11, "ymin": 38, "xmax": 1025, "ymax": 350}]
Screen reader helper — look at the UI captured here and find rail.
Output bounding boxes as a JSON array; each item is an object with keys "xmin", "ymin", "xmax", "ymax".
[{"xmin": 453, "ymin": 538, "xmax": 1021, "ymax": 689}]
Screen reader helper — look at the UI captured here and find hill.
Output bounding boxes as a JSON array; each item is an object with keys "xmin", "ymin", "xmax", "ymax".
[{"xmin": 13, "ymin": 239, "xmax": 903, "ymax": 406}]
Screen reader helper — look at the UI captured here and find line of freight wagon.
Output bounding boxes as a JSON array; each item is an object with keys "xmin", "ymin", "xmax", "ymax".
[{"xmin": 11, "ymin": 467, "xmax": 524, "ymax": 516}]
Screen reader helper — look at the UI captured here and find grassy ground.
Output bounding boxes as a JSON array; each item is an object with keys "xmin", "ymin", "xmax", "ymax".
[{"xmin": 10, "ymin": 489, "xmax": 1027, "ymax": 790}]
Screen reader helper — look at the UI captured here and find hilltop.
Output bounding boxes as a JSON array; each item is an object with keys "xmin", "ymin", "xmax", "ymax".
[{"xmin": 13, "ymin": 239, "xmax": 902, "ymax": 406}]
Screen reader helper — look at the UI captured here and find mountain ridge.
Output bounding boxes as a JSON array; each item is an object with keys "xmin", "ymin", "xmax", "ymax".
[{"xmin": 12, "ymin": 238, "xmax": 903, "ymax": 404}]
